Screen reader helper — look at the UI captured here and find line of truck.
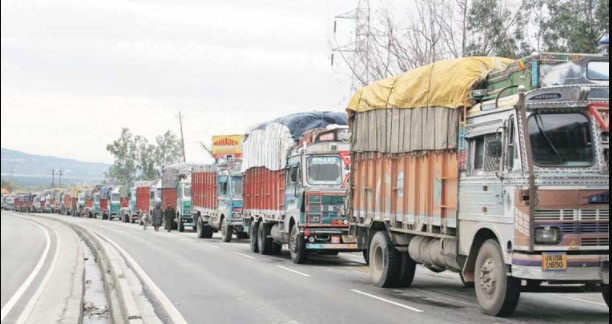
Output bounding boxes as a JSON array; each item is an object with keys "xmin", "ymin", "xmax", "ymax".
[{"xmin": 1, "ymin": 52, "xmax": 609, "ymax": 318}]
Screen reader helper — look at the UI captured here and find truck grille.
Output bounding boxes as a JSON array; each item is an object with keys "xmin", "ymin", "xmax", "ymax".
[
  {"xmin": 559, "ymin": 222, "xmax": 609, "ymax": 234},
  {"xmin": 534, "ymin": 209, "xmax": 609, "ymax": 221},
  {"xmin": 581, "ymin": 237, "xmax": 610, "ymax": 247}
]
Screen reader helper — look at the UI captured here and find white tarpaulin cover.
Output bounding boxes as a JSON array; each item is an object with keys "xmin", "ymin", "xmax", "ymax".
[{"xmin": 241, "ymin": 112, "xmax": 347, "ymax": 172}]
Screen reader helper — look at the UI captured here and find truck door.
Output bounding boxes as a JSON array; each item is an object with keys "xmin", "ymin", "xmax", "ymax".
[
  {"xmin": 217, "ymin": 176, "xmax": 229, "ymax": 228},
  {"xmin": 458, "ymin": 119, "xmax": 508, "ymax": 256},
  {"xmin": 285, "ymin": 164, "xmax": 302, "ymax": 228}
]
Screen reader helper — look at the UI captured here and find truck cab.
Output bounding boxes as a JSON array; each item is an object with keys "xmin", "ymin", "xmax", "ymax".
[
  {"xmin": 109, "ymin": 187, "xmax": 121, "ymax": 220},
  {"xmin": 282, "ymin": 127, "xmax": 353, "ymax": 263},
  {"xmin": 176, "ymin": 175, "xmax": 193, "ymax": 232},
  {"xmin": 217, "ymin": 168, "xmax": 246, "ymax": 241}
]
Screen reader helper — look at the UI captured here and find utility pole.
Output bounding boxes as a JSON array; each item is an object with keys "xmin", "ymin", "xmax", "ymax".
[
  {"xmin": 51, "ymin": 169, "xmax": 55, "ymax": 188},
  {"xmin": 332, "ymin": 0, "xmax": 372, "ymax": 93},
  {"xmin": 178, "ymin": 112, "xmax": 187, "ymax": 163},
  {"xmin": 59, "ymin": 170, "xmax": 63, "ymax": 188}
]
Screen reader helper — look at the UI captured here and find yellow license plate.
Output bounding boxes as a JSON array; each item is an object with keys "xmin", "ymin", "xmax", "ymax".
[{"xmin": 542, "ymin": 253, "xmax": 567, "ymax": 271}]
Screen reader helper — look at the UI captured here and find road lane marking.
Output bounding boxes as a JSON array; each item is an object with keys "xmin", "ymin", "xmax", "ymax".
[
  {"xmin": 92, "ymin": 230, "xmax": 188, "ymax": 324},
  {"xmin": 350, "ymin": 289, "xmax": 424, "ymax": 313},
  {"xmin": 1, "ymin": 216, "xmax": 52, "ymax": 321},
  {"xmin": 562, "ymin": 296, "xmax": 608, "ymax": 307},
  {"xmin": 205, "ymin": 244, "xmax": 220, "ymax": 249},
  {"xmin": 277, "ymin": 266, "xmax": 311, "ymax": 277},
  {"xmin": 234, "ymin": 252, "xmax": 256, "ymax": 260},
  {"xmin": 15, "ymin": 224, "xmax": 61, "ymax": 324}
]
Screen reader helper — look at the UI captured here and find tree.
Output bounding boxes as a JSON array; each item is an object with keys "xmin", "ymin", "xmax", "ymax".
[
  {"xmin": 106, "ymin": 128, "xmax": 139, "ymax": 186},
  {"xmin": 155, "ymin": 131, "xmax": 184, "ymax": 169},
  {"xmin": 539, "ymin": 0, "xmax": 609, "ymax": 53},
  {"xmin": 1, "ymin": 179, "xmax": 16, "ymax": 192},
  {"xmin": 466, "ymin": 0, "xmax": 531, "ymax": 58},
  {"xmin": 106, "ymin": 129, "xmax": 184, "ymax": 184},
  {"xmin": 136, "ymin": 136, "xmax": 159, "ymax": 180}
]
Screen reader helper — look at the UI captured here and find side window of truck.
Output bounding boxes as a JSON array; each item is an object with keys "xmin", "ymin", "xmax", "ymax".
[{"xmin": 473, "ymin": 136, "xmax": 486, "ymax": 171}]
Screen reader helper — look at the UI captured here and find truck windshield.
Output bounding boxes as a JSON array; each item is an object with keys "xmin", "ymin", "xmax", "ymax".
[
  {"xmin": 232, "ymin": 177, "xmax": 244, "ymax": 197},
  {"xmin": 183, "ymin": 185, "xmax": 192, "ymax": 198},
  {"xmin": 588, "ymin": 61, "xmax": 609, "ymax": 81},
  {"xmin": 307, "ymin": 156, "xmax": 342, "ymax": 185},
  {"xmin": 528, "ymin": 112, "xmax": 594, "ymax": 167},
  {"xmin": 111, "ymin": 193, "xmax": 120, "ymax": 201}
]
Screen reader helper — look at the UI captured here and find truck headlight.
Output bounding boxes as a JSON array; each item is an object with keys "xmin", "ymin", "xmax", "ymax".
[{"xmin": 535, "ymin": 226, "xmax": 562, "ymax": 245}]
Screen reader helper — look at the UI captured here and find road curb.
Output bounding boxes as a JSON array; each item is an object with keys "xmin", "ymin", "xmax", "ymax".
[{"xmin": 21, "ymin": 214, "xmax": 157, "ymax": 324}]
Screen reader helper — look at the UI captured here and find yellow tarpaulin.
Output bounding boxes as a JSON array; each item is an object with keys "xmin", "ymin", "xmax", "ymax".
[{"xmin": 348, "ymin": 57, "xmax": 514, "ymax": 113}]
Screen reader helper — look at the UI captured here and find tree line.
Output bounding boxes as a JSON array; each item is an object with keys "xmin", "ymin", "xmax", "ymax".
[
  {"xmin": 337, "ymin": 0, "xmax": 609, "ymax": 86},
  {"xmin": 105, "ymin": 128, "xmax": 184, "ymax": 186}
]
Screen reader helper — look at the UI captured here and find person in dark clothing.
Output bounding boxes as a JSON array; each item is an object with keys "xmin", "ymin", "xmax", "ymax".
[
  {"xmin": 151, "ymin": 203, "xmax": 163, "ymax": 232},
  {"xmin": 164, "ymin": 204, "xmax": 176, "ymax": 232}
]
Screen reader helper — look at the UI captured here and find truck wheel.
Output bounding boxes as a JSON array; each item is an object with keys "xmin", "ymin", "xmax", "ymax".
[
  {"xmin": 289, "ymin": 225, "xmax": 308, "ymax": 264},
  {"xmin": 196, "ymin": 218, "xmax": 206, "ymax": 239},
  {"xmin": 369, "ymin": 231, "xmax": 402, "ymax": 288},
  {"xmin": 396, "ymin": 252, "xmax": 417, "ymax": 288},
  {"xmin": 205, "ymin": 225, "xmax": 214, "ymax": 239},
  {"xmin": 257, "ymin": 222, "xmax": 273, "ymax": 255},
  {"xmin": 603, "ymin": 284, "xmax": 609, "ymax": 308},
  {"xmin": 178, "ymin": 220, "xmax": 185, "ymax": 232},
  {"xmin": 250, "ymin": 222, "xmax": 259, "ymax": 253},
  {"xmin": 221, "ymin": 218, "xmax": 232, "ymax": 243},
  {"xmin": 475, "ymin": 239, "xmax": 521, "ymax": 317}
]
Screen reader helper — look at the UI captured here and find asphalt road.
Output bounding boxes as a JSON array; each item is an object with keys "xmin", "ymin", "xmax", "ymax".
[{"xmin": 12, "ymin": 213, "xmax": 612, "ymax": 324}]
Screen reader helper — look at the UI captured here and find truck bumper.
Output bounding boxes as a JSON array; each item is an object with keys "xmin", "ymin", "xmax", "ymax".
[
  {"xmin": 303, "ymin": 227, "xmax": 361, "ymax": 252},
  {"xmin": 512, "ymin": 253, "xmax": 609, "ymax": 283}
]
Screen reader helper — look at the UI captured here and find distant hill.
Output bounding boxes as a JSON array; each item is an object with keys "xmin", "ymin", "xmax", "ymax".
[{"xmin": 1, "ymin": 148, "xmax": 110, "ymax": 188}]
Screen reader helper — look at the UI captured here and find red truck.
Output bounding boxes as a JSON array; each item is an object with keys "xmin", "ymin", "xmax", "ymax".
[{"xmin": 241, "ymin": 113, "xmax": 356, "ymax": 263}]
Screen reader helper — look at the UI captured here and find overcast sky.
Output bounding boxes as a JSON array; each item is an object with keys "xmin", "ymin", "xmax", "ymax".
[{"xmin": 1, "ymin": 0, "xmax": 407, "ymax": 164}]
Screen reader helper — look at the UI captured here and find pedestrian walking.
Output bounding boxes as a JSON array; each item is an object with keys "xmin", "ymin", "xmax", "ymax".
[
  {"xmin": 164, "ymin": 204, "xmax": 176, "ymax": 232},
  {"xmin": 151, "ymin": 202, "xmax": 163, "ymax": 232}
]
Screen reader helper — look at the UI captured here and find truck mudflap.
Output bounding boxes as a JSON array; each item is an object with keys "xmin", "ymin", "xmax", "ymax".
[{"xmin": 512, "ymin": 252, "xmax": 609, "ymax": 282}]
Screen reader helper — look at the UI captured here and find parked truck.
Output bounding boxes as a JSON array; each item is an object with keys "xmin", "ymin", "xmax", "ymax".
[
  {"xmin": 240, "ymin": 112, "xmax": 356, "ymax": 263},
  {"xmin": 347, "ymin": 54, "xmax": 609, "ymax": 317},
  {"xmin": 134, "ymin": 181, "xmax": 154, "ymax": 224},
  {"xmin": 162, "ymin": 164, "xmax": 194, "ymax": 232},
  {"xmin": 193, "ymin": 161, "xmax": 246, "ymax": 241}
]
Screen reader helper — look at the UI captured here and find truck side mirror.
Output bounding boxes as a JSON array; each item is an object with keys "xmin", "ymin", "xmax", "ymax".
[{"xmin": 487, "ymin": 141, "xmax": 503, "ymax": 158}]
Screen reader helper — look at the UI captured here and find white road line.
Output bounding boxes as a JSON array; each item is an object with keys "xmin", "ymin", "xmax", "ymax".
[
  {"xmin": 92, "ymin": 230, "xmax": 188, "ymax": 324},
  {"xmin": 16, "ymin": 225, "xmax": 61, "ymax": 324},
  {"xmin": 0, "ymin": 216, "xmax": 52, "ymax": 321},
  {"xmin": 277, "ymin": 266, "xmax": 311, "ymax": 277},
  {"xmin": 562, "ymin": 295, "xmax": 608, "ymax": 308},
  {"xmin": 234, "ymin": 252, "xmax": 256, "ymax": 260},
  {"xmin": 350, "ymin": 289, "xmax": 424, "ymax": 313},
  {"xmin": 205, "ymin": 244, "xmax": 220, "ymax": 249}
]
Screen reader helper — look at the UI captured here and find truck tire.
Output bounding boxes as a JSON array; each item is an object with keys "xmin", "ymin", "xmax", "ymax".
[
  {"xmin": 178, "ymin": 219, "xmax": 185, "ymax": 232},
  {"xmin": 363, "ymin": 250, "xmax": 370, "ymax": 265},
  {"xmin": 474, "ymin": 239, "xmax": 521, "ymax": 317},
  {"xmin": 196, "ymin": 217, "xmax": 206, "ymax": 239},
  {"xmin": 221, "ymin": 218, "xmax": 232, "ymax": 243},
  {"xmin": 603, "ymin": 284, "xmax": 609, "ymax": 308},
  {"xmin": 206, "ymin": 225, "xmax": 214, "ymax": 239},
  {"xmin": 250, "ymin": 222, "xmax": 259, "ymax": 253},
  {"xmin": 289, "ymin": 225, "xmax": 308, "ymax": 264},
  {"xmin": 396, "ymin": 252, "xmax": 417, "ymax": 288},
  {"xmin": 257, "ymin": 222, "xmax": 273, "ymax": 255},
  {"xmin": 369, "ymin": 231, "xmax": 403, "ymax": 288}
]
